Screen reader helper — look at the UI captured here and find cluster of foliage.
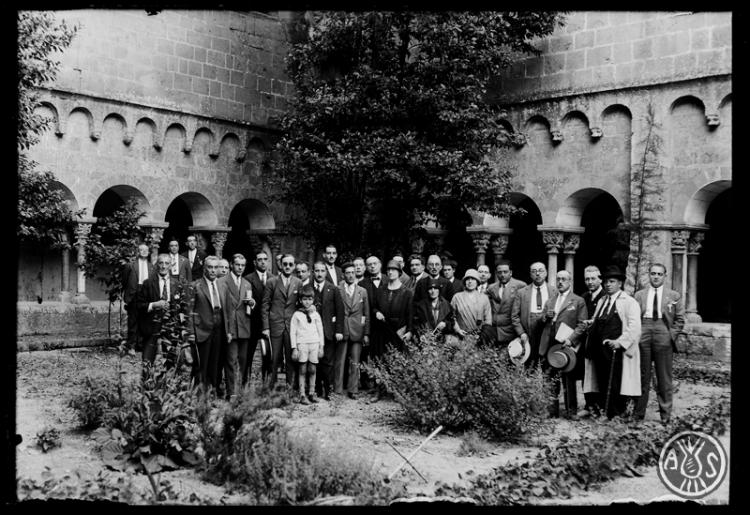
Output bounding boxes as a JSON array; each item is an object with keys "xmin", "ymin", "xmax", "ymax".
[
  {"xmin": 17, "ymin": 12, "xmax": 80, "ymax": 248},
  {"xmin": 456, "ymin": 430, "xmax": 494, "ymax": 458},
  {"xmin": 34, "ymin": 426, "xmax": 61, "ymax": 453},
  {"xmin": 17, "ymin": 470, "xmax": 209, "ymax": 504},
  {"xmin": 273, "ymin": 11, "xmax": 565, "ymax": 256},
  {"xmin": 79, "ymin": 199, "xmax": 147, "ymax": 304},
  {"xmin": 197, "ymin": 383, "xmax": 402, "ymax": 505},
  {"xmin": 365, "ymin": 334, "xmax": 550, "ymax": 440},
  {"xmin": 68, "ymin": 373, "xmax": 130, "ymax": 429},
  {"xmin": 672, "ymin": 358, "xmax": 730, "ymax": 387},
  {"xmin": 435, "ymin": 394, "xmax": 731, "ymax": 505}
]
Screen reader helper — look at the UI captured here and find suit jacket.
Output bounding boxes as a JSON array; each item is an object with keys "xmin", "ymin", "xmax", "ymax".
[
  {"xmin": 511, "ymin": 282, "xmax": 555, "ymax": 336},
  {"xmin": 191, "ymin": 277, "xmax": 226, "ymax": 342},
  {"xmin": 539, "ymin": 291, "xmax": 589, "ymax": 357},
  {"xmin": 486, "ymin": 278, "xmax": 526, "ymax": 342},
  {"xmin": 413, "ymin": 275, "xmax": 452, "ymax": 304},
  {"xmin": 360, "ymin": 274, "xmax": 386, "ymax": 314},
  {"xmin": 446, "ymin": 277, "xmax": 464, "ymax": 297},
  {"xmin": 324, "ymin": 264, "xmax": 343, "ymax": 287},
  {"xmin": 414, "ymin": 297, "xmax": 454, "ymax": 333},
  {"xmin": 262, "ymin": 274, "xmax": 303, "ymax": 338},
  {"xmin": 221, "ymin": 273, "xmax": 253, "ymax": 339},
  {"xmin": 135, "ymin": 274, "xmax": 181, "ymax": 336},
  {"xmin": 582, "ymin": 288, "xmax": 606, "ymax": 320},
  {"xmin": 122, "ymin": 257, "xmax": 153, "ymax": 305},
  {"xmin": 181, "ymin": 249, "xmax": 207, "ymax": 281},
  {"xmin": 403, "ymin": 272, "xmax": 428, "ymax": 291},
  {"xmin": 338, "ymin": 282, "xmax": 370, "ymax": 341},
  {"xmin": 634, "ymin": 286, "xmax": 686, "ymax": 346},
  {"xmin": 244, "ymin": 270, "xmax": 275, "ymax": 336},
  {"xmin": 312, "ymin": 280, "xmax": 345, "ymax": 341},
  {"xmin": 169, "ymin": 253, "xmax": 192, "ymax": 283}
]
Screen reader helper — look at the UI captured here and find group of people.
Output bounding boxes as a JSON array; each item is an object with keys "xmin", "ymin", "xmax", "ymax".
[{"xmin": 122, "ymin": 237, "xmax": 685, "ymax": 423}]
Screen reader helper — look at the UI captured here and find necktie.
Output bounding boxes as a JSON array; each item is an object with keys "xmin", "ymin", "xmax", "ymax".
[
  {"xmin": 499, "ymin": 284, "xmax": 504, "ymax": 299},
  {"xmin": 261, "ymin": 273, "xmax": 266, "ymax": 285},
  {"xmin": 536, "ymin": 286, "xmax": 542, "ymax": 310},
  {"xmin": 211, "ymin": 281, "xmax": 220, "ymax": 309},
  {"xmin": 161, "ymin": 279, "xmax": 167, "ymax": 301},
  {"xmin": 652, "ymin": 289, "xmax": 659, "ymax": 320},
  {"xmin": 318, "ymin": 283, "xmax": 323, "ymax": 293}
]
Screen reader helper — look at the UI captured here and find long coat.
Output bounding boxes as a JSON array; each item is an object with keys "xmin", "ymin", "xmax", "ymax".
[
  {"xmin": 486, "ymin": 278, "xmax": 526, "ymax": 342},
  {"xmin": 583, "ymin": 291, "xmax": 642, "ymax": 396},
  {"xmin": 261, "ymin": 275, "xmax": 303, "ymax": 338},
  {"xmin": 338, "ymin": 282, "xmax": 370, "ymax": 341},
  {"xmin": 633, "ymin": 287, "xmax": 686, "ymax": 349},
  {"xmin": 221, "ymin": 273, "xmax": 253, "ymax": 339},
  {"xmin": 191, "ymin": 277, "xmax": 226, "ymax": 343},
  {"xmin": 539, "ymin": 290, "xmax": 588, "ymax": 357}
]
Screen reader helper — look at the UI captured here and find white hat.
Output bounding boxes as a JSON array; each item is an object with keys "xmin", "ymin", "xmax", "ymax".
[{"xmin": 507, "ymin": 337, "xmax": 531, "ymax": 366}]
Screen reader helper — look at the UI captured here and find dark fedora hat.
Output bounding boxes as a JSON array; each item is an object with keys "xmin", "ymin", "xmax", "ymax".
[
  {"xmin": 601, "ymin": 264, "xmax": 626, "ymax": 282},
  {"xmin": 547, "ymin": 344, "xmax": 577, "ymax": 373}
]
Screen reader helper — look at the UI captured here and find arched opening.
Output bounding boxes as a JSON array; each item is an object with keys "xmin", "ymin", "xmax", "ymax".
[
  {"xmin": 697, "ymin": 187, "xmax": 731, "ymax": 323},
  {"xmin": 164, "ymin": 192, "xmax": 218, "ymax": 253},
  {"xmin": 560, "ymin": 189, "xmax": 627, "ymax": 294},
  {"xmin": 505, "ymin": 194, "xmax": 545, "ymax": 284},
  {"xmin": 224, "ymin": 199, "xmax": 276, "ymax": 265},
  {"xmin": 92, "ymin": 185, "xmax": 150, "ymax": 246}
]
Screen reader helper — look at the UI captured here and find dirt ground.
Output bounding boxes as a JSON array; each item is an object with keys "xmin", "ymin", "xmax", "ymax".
[{"xmin": 15, "ymin": 347, "xmax": 730, "ymax": 505}]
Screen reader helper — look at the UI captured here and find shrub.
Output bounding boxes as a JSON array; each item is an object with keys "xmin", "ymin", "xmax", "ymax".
[
  {"xmin": 364, "ymin": 334, "xmax": 550, "ymax": 441},
  {"xmin": 456, "ymin": 430, "xmax": 494, "ymax": 458},
  {"xmin": 68, "ymin": 373, "xmax": 131, "ymax": 429},
  {"xmin": 199, "ymin": 382, "xmax": 402, "ymax": 505},
  {"xmin": 35, "ymin": 426, "xmax": 61, "ymax": 453}
]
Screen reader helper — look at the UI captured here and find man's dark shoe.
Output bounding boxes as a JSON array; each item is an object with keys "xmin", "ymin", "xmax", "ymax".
[{"xmin": 348, "ymin": 391, "xmax": 357, "ymax": 400}]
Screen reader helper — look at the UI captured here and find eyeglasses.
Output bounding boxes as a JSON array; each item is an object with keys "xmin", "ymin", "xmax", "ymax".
[
  {"xmin": 530, "ymin": 269, "xmax": 545, "ymax": 273},
  {"xmin": 282, "ymin": 262, "xmax": 295, "ymax": 267}
]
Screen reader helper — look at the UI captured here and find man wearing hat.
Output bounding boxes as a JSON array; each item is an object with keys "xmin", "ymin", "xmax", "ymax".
[
  {"xmin": 414, "ymin": 277, "xmax": 454, "ymax": 339},
  {"xmin": 540, "ymin": 270, "xmax": 589, "ymax": 418},
  {"xmin": 633, "ymin": 263, "xmax": 685, "ymax": 424},
  {"xmin": 511, "ymin": 262, "xmax": 555, "ymax": 368},
  {"xmin": 582, "ymin": 265, "xmax": 642, "ymax": 419},
  {"xmin": 486, "ymin": 259, "xmax": 527, "ymax": 348}
]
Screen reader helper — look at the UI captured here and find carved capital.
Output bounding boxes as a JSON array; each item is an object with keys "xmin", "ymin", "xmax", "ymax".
[
  {"xmin": 266, "ymin": 234, "xmax": 282, "ymax": 254},
  {"xmin": 411, "ymin": 236, "xmax": 426, "ymax": 255},
  {"xmin": 687, "ymin": 231, "xmax": 705, "ymax": 254},
  {"xmin": 706, "ymin": 113, "xmax": 720, "ymax": 128},
  {"xmin": 589, "ymin": 127, "xmax": 603, "ymax": 139},
  {"xmin": 551, "ymin": 130, "xmax": 563, "ymax": 143},
  {"xmin": 211, "ymin": 231, "xmax": 228, "ymax": 250},
  {"xmin": 542, "ymin": 231, "xmax": 563, "ymax": 253},
  {"xmin": 490, "ymin": 234, "xmax": 509, "ymax": 258},
  {"xmin": 563, "ymin": 233, "xmax": 580, "ymax": 254},
  {"xmin": 123, "ymin": 131, "xmax": 134, "ymax": 146},
  {"xmin": 73, "ymin": 222, "xmax": 93, "ymax": 247},
  {"xmin": 670, "ymin": 230, "xmax": 690, "ymax": 251},
  {"xmin": 511, "ymin": 132, "xmax": 527, "ymax": 148},
  {"xmin": 236, "ymin": 149, "xmax": 247, "ymax": 162},
  {"xmin": 470, "ymin": 233, "xmax": 491, "ymax": 254}
]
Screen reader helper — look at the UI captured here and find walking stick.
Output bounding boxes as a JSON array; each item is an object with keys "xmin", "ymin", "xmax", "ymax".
[{"xmin": 604, "ymin": 346, "xmax": 616, "ymax": 417}]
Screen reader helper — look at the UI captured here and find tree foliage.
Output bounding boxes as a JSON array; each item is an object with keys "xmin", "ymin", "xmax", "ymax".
[
  {"xmin": 271, "ymin": 12, "xmax": 564, "ymax": 256},
  {"xmin": 17, "ymin": 11, "xmax": 79, "ymax": 248}
]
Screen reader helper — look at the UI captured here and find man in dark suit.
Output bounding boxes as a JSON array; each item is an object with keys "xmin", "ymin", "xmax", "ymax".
[
  {"xmin": 413, "ymin": 254, "xmax": 452, "ymax": 304},
  {"xmin": 633, "ymin": 263, "xmax": 686, "ymax": 424},
  {"xmin": 486, "ymin": 259, "xmax": 526, "ymax": 348},
  {"xmin": 167, "ymin": 238, "xmax": 192, "ymax": 283},
  {"xmin": 323, "ymin": 244, "xmax": 343, "ymax": 286},
  {"xmin": 136, "ymin": 253, "xmax": 181, "ymax": 365},
  {"xmin": 181, "ymin": 234, "xmax": 207, "ymax": 282},
  {"xmin": 512, "ymin": 262, "xmax": 555, "ymax": 368},
  {"xmin": 221, "ymin": 253, "xmax": 255, "ymax": 398},
  {"xmin": 262, "ymin": 253, "xmax": 303, "ymax": 387},
  {"xmin": 122, "ymin": 243, "xmax": 152, "ymax": 354},
  {"xmin": 190, "ymin": 255, "xmax": 225, "ymax": 391},
  {"xmin": 311, "ymin": 261, "xmax": 345, "ymax": 400},
  {"xmin": 244, "ymin": 250, "xmax": 274, "ymax": 383},
  {"xmin": 540, "ymin": 270, "xmax": 589, "ymax": 418},
  {"xmin": 337, "ymin": 262, "xmax": 370, "ymax": 399},
  {"xmin": 414, "ymin": 279, "xmax": 454, "ymax": 338},
  {"xmin": 442, "ymin": 259, "xmax": 464, "ymax": 298},
  {"xmin": 403, "ymin": 254, "xmax": 428, "ymax": 291},
  {"xmin": 578, "ymin": 265, "xmax": 606, "ymax": 417},
  {"xmin": 359, "ymin": 255, "xmax": 387, "ymax": 391}
]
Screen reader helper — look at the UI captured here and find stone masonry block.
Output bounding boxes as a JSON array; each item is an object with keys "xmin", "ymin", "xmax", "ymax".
[
  {"xmin": 188, "ymin": 60, "xmax": 202, "ymax": 77},
  {"xmin": 654, "ymin": 34, "xmax": 677, "ymax": 58},
  {"xmin": 271, "ymin": 79, "xmax": 285, "ymax": 95},
  {"xmin": 157, "ymin": 38, "xmax": 175, "ymax": 55},
  {"xmin": 633, "ymin": 38, "xmax": 653, "ymax": 60},
  {"xmin": 613, "ymin": 42, "xmax": 632, "ymax": 63},
  {"xmin": 697, "ymin": 49, "xmax": 725, "ymax": 74},
  {"xmin": 674, "ymin": 53, "xmax": 698, "ymax": 76},
  {"xmin": 525, "ymin": 57, "xmax": 542, "ymax": 78},
  {"xmin": 179, "ymin": 59, "xmax": 188, "ymax": 74},
  {"xmin": 175, "ymin": 42, "xmax": 194, "ymax": 60},
  {"xmin": 216, "ymin": 67, "xmax": 230, "ymax": 84},
  {"xmin": 691, "ymin": 28, "xmax": 710, "ymax": 51},
  {"xmin": 586, "ymin": 12, "xmax": 610, "ymax": 30},
  {"xmin": 230, "ymin": 70, "xmax": 245, "ymax": 86},
  {"xmin": 595, "ymin": 27, "xmax": 614, "ymax": 46},
  {"xmin": 212, "ymin": 37, "xmax": 231, "ymax": 53},
  {"xmin": 586, "ymin": 45, "xmax": 612, "ymax": 67},
  {"xmin": 673, "ymin": 31, "xmax": 691, "ymax": 54},
  {"xmin": 187, "ymin": 30, "xmax": 211, "ymax": 48},
  {"xmin": 206, "ymin": 49, "xmax": 225, "ymax": 67},
  {"xmin": 221, "ymin": 83, "xmax": 236, "ymax": 101},
  {"xmin": 167, "ymin": 24, "xmax": 187, "ymax": 43},
  {"xmin": 711, "ymin": 25, "xmax": 732, "ymax": 48},
  {"xmin": 549, "ymin": 34, "xmax": 573, "ymax": 53},
  {"xmin": 209, "ymin": 80, "xmax": 221, "ymax": 98},
  {"xmin": 194, "ymin": 47, "xmax": 207, "ymax": 63},
  {"xmin": 574, "ymin": 30, "xmax": 595, "ymax": 49},
  {"xmin": 613, "ymin": 23, "xmax": 643, "ymax": 44},
  {"xmin": 258, "ymin": 76, "xmax": 271, "ymax": 94},
  {"xmin": 563, "ymin": 13, "xmax": 585, "ymax": 33},
  {"xmin": 174, "ymin": 73, "xmax": 191, "ymax": 92},
  {"xmin": 543, "ymin": 53, "xmax": 565, "ymax": 75},
  {"xmin": 192, "ymin": 77, "xmax": 209, "ymax": 95},
  {"xmin": 202, "ymin": 63, "xmax": 217, "ymax": 80}
]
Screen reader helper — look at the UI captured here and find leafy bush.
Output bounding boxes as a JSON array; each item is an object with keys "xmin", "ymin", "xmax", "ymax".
[
  {"xmin": 364, "ymin": 334, "xmax": 550, "ymax": 440},
  {"xmin": 68, "ymin": 373, "xmax": 131, "ymax": 429},
  {"xmin": 198, "ymin": 383, "xmax": 402, "ymax": 505},
  {"xmin": 35, "ymin": 426, "xmax": 61, "ymax": 453},
  {"xmin": 456, "ymin": 431, "xmax": 494, "ymax": 458}
]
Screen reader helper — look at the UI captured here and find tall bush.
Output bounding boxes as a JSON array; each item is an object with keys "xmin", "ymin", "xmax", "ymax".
[{"xmin": 365, "ymin": 334, "xmax": 550, "ymax": 440}]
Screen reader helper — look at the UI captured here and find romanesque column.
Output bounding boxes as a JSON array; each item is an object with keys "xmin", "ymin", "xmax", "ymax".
[
  {"xmin": 542, "ymin": 230, "xmax": 563, "ymax": 283},
  {"xmin": 71, "ymin": 220, "xmax": 94, "ymax": 304},
  {"xmin": 469, "ymin": 232, "xmax": 490, "ymax": 267},
  {"xmin": 411, "ymin": 235, "xmax": 426, "ymax": 256},
  {"xmin": 147, "ymin": 226, "xmax": 165, "ymax": 264},
  {"xmin": 685, "ymin": 231, "xmax": 705, "ymax": 323},
  {"xmin": 211, "ymin": 231, "xmax": 228, "ymax": 259},
  {"xmin": 670, "ymin": 229, "xmax": 689, "ymax": 302},
  {"xmin": 490, "ymin": 234, "xmax": 509, "ymax": 264},
  {"xmin": 562, "ymin": 233, "xmax": 580, "ymax": 278},
  {"xmin": 266, "ymin": 233, "xmax": 283, "ymax": 274},
  {"xmin": 59, "ymin": 231, "xmax": 72, "ymax": 302}
]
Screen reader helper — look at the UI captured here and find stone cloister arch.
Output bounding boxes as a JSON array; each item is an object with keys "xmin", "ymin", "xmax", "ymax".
[
  {"xmin": 224, "ymin": 199, "xmax": 277, "ymax": 270},
  {"xmin": 164, "ymin": 192, "xmax": 219, "ymax": 254}
]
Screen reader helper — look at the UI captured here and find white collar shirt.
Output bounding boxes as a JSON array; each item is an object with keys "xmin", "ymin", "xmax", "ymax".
[
  {"xmin": 138, "ymin": 258, "xmax": 149, "ymax": 284},
  {"xmin": 529, "ymin": 284, "xmax": 549, "ymax": 314},
  {"xmin": 645, "ymin": 285, "xmax": 663, "ymax": 319}
]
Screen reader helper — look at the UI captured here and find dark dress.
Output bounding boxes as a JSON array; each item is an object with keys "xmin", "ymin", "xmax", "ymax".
[{"xmin": 373, "ymin": 285, "xmax": 414, "ymax": 354}]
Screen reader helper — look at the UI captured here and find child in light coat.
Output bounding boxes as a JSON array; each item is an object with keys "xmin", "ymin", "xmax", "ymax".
[{"xmin": 290, "ymin": 285, "xmax": 325, "ymax": 404}]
